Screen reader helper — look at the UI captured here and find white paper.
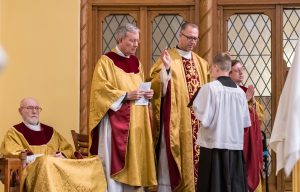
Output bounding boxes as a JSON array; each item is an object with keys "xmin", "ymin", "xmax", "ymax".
[
  {"xmin": 135, "ymin": 82, "xmax": 151, "ymax": 105},
  {"xmin": 26, "ymin": 154, "xmax": 44, "ymax": 164}
]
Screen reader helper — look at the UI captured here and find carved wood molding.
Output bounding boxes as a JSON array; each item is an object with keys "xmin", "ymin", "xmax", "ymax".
[
  {"xmin": 92, "ymin": 0, "xmax": 194, "ymax": 6},
  {"xmin": 198, "ymin": 0, "xmax": 214, "ymax": 63},
  {"xmin": 293, "ymin": 162, "xmax": 300, "ymax": 192},
  {"xmin": 80, "ymin": 0, "xmax": 89, "ymax": 134}
]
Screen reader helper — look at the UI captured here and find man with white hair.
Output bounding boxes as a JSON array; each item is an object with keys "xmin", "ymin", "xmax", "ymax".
[
  {"xmin": 0, "ymin": 97, "xmax": 107, "ymax": 192},
  {"xmin": 89, "ymin": 23, "xmax": 157, "ymax": 191},
  {"xmin": 0, "ymin": 97, "xmax": 73, "ymax": 160}
]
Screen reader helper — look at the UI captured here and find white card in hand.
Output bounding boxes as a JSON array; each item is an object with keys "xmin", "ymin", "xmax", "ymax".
[{"xmin": 135, "ymin": 82, "xmax": 151, "ymax": 106}]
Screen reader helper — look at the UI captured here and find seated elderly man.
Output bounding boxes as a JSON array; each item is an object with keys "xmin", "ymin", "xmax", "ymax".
[
  {"xmin": 0, "ymin": 97, "xmax": 73, "ymax": 159},
  {"xmin": 0, "ymin": 97, "xmax": 107, "ymax": 192}
]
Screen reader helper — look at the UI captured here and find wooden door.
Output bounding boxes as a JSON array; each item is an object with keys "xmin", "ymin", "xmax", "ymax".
[
  {"xmin": 80, "ymin": 0, "xmax": 197, "ymax": 136},
  {"xmin": 93, "ymin": 7, "xmax": 192, "ymax": 77}
]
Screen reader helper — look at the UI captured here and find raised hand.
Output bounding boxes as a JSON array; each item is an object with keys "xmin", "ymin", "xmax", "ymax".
[{"xmin": 160, "ymin": 49, "xmax": 172, "ymax": 70}]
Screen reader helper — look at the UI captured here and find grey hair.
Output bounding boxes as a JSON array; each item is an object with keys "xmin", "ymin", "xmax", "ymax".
[
  {"xmin": 213, "ymin": 53, "xmax": 232, "ymax": 72},
  {"xmin": 115, "ymin": 23, "xmax": 140, "ymax": 43}
]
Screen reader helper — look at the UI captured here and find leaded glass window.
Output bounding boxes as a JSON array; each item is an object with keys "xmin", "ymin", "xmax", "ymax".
[
  {"xmin": 227, "ymin": 14, "xmax": 272, "ymax": 138},
  {"xmin": 152, "ymin": 15, "xmax": 185, "ymax": 62},
  {"xmin": 102, "ymin": 15, "xmax": 137, "ymax": 54},
  {"xmin": 283, "ymin": 8, "xmax": 300, "ymax": 67}
]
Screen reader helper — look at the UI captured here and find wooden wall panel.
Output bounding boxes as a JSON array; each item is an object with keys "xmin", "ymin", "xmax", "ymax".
[
  {"xmin": 218, "ymin": 0, "xmax": 300, "ymax": 5},
  {"xmin": 92, "ymin": 0, "xmax": 195, "ymax": 6},
  {"xmin": 80, "ymin": 0, "xmax": 89, "ymax": 134}
]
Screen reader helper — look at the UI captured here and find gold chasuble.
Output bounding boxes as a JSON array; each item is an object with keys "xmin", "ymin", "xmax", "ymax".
[
  {"xmin": 150, "ymin": 48, "xmax": 209, "ymax": 191},
  {"xmin": 22, "ymin": 156, "xmax": 106, "ymax": 192},
  {"xmin": 89, "ymin": 50, "xmax": 157, "ymax": 187},
  {"xmin": 0, "ymin": 123, "xmax": 73, "ymax": 158}
]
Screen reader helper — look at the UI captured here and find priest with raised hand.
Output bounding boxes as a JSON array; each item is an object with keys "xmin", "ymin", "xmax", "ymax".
[
  {"xmin": 149, "ymin": 22, "xmax": 209, "ymax": 191},
  {"xmin": 89, "ymin": 23, "xmax": 157, "ymax": 192}
]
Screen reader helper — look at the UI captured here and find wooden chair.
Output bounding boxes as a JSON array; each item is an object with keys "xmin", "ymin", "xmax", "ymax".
[
  {"xmin": 0, "ymin": 153, "xmax": 26, "ymax": 192},
  {"xmin": 71, "ymin": 130, "xmax": 89, "ymax": 157}
]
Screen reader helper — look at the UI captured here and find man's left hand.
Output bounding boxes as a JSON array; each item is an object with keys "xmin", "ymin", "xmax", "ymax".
[{"xmin": 144, "ymin": 89, "xmax": 154, "ymax": 100}]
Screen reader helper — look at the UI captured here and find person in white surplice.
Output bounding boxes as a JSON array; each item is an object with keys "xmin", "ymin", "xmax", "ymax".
[{"xmin": 192, "ymin": 53, "xmax": 251, "ymax": 192}]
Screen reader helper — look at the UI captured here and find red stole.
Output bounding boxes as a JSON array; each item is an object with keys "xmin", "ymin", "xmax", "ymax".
[
  {"xmin": 14, "ymin": 122, "xmax": 53, "ymax": 146},
  {"xmin": 108, "ymin": 102, "xmax": 131, "ymax": 175},
  {"xmin": 240, "ymin": 85, "xmax": 263, "ymax": 192},
  {"xmin": 105, "ymin": 51, "xmax": 139, "ymax": 73},
  {"xmin": 163, "ymin": 82, "xmax": 181, "ymax": 190},
  {"xmin": 182, "ymin": 58, "xmax": 201, "ymax": 188}
]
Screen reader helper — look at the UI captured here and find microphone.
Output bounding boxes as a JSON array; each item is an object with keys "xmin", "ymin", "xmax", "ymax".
[{"xmin": 262, "ymin": 131, "xmax": 268, "ymax": 158}]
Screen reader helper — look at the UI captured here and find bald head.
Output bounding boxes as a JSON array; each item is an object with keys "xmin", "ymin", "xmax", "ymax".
[
  {"xmin": 20, "ymin": 97, "xmax": 39, "ymax": 107},
  {"xmin": 19, "ymin": 97, "xmax": 41, "ymax": 125}
]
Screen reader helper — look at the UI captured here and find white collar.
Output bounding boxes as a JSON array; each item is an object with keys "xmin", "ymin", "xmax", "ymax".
[
  {"xmin": 115, "ymin": 46, "xmax": 130, "ymax": 58},
  {"xmin": 176, "ymin": 47, "xmax": 192, "ymax": 59},
  {"xmin": 24, "ymin": 122, "xmax": 41, "ymax": 131}
]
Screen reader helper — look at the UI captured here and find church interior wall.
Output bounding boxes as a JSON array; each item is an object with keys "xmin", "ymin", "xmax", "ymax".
[{"xmin": 0, "ymin": 3, "xmax": 80, "ymax": 188}]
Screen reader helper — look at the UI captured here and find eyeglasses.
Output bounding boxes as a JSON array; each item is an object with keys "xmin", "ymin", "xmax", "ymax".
[
  {"xmin": 128, "ymin": 39, "xmax": 140, "ymax": 44},
  {"xmin": 181, "ymin": 33, "xmax": 199, "ymax": 42},
  {"xmin": 231, "ymin": 67, "xmax": 245, "ymax": 74},
  {"xmin": 21, "ymin": 106, "xmax": 42, "ymax": 112}
]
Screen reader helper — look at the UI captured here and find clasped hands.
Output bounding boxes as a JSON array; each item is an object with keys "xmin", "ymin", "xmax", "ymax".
[{"xmin": 246, "ymin": 85, "xmax": 256, "ymax": 104}]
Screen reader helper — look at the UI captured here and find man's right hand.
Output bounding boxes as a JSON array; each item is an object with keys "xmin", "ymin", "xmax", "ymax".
[
  {"xmin": 160, "ymin": 49, "xmax": 172, "ymax": 70},
  {"xmin": 126, "ymin": 90, "xmax": 145, "ymax": 100}
]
